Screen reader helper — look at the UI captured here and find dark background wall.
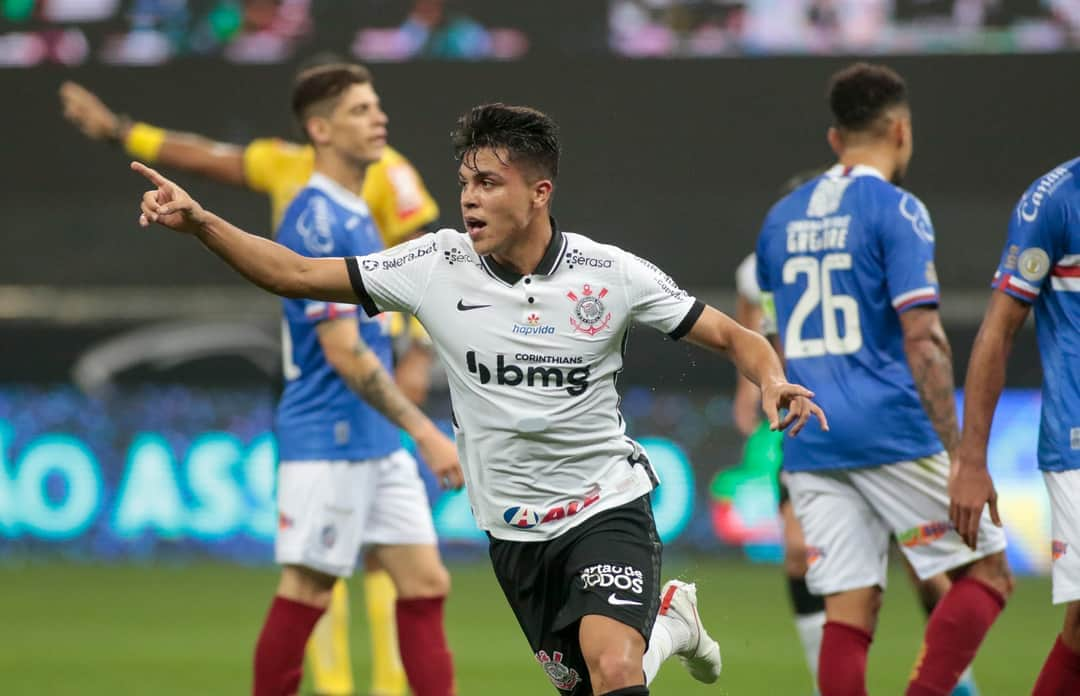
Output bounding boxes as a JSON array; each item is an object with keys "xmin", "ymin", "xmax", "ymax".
[{"xmin": 4, "ymin": 53, "xmax": 1077, "ymax": 290}]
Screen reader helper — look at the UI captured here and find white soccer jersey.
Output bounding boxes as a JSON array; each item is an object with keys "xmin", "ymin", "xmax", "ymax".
[{"xmin": 345, "ymin": 221, "xmax": 703, "ymax": 542}]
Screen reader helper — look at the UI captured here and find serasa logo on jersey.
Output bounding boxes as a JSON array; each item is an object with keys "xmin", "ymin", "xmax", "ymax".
[
  {"xmin": 563, "ymin": 248, "xmax": 614, "ymax": 270},
  {"xmin": 465, "ymin": 351, "xmax": 590, "ymax": 396},
  {"xmin": 502, "ymin": 492, "xmax": 601, "ymax": 529}
]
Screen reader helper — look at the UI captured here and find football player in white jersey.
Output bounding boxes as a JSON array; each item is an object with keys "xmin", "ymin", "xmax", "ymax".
[{"xmin": 129, "ymin": 103, "xmax": 826, "ymax": 696}]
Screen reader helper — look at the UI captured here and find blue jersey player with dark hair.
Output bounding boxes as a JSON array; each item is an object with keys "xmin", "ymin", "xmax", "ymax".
[
  {"xmin": 952, "ymin": 156, "xmax": 1080, "ymax": 695},
  {"xmin": 756, "ymin": 62, "xmax": 1012, "ymax": 696}
]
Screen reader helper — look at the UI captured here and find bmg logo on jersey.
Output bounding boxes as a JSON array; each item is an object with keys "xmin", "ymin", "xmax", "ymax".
[
  {"xmin": 580, "ymin": 563, "xmax": 645, "ymax": 595},
  {"xmin": 465, "ymin": 351, "xmax": 590, "ymax": 396}
]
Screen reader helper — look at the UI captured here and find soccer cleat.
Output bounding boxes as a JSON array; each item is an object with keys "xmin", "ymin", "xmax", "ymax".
[{"xmin": 657, "ymin": 580, "xmax": 722, "ymax": 683}]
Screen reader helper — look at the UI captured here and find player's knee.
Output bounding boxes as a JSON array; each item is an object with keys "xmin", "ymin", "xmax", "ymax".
[
  {"xmin": 962, "ymin": 552, "xmax": 1015, "ymax": 599},
  {"xmin": 1061, "ymin": 602, "xmax": 1080, "ymax": 651},
  {"xmin": 396, "ymin": 561, "xmax": 451, "ymax": 599},
  {"xmin": 584, "ymin": 647, "xmax": 641, "ymax": 691},
  {"xmin": 278, "ymin": 564, "xmax": 337, "ymax": 608},
  {"xmin": 784, "ymin": 543, "xmax": 809, "ymax": 578}
]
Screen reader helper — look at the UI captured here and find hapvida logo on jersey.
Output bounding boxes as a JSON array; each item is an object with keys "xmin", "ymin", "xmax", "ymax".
[
  {"xmin": 806, "ymin": 546, "xmax": 825, "ymax": 566},
  {"xmin": 898, "ymin": 521, "xmax": 952, "ymax": 548},
  {"xmin": 536, "ymin": 650, "xmax": 581, "ymax": 691},
  {"xmin": 502, "ymin": 493, "xmax": 601, "ymax": 529},
  {"xmin": 580, "ymin": 563, "xmax": 645, "ymax": 595},
  {"xmin": 512, "ymin": 313, "xmax": 556, "ymax": 336},
  {"xmin": 465, "ymin": 351, "xmax": 590, "ymax": 396}
]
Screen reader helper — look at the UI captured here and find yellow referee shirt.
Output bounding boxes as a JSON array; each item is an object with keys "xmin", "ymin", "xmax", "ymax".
[{"xmin": 243, "ymin": 139, "xmax": 439, "ymax": 244}]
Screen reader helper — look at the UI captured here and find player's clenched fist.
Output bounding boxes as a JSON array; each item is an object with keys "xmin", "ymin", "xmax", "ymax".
[
  {"xmin": 131, "ymin": 161, "xmax": 206, "ymax": 234},
  {"xmin": 415, "ymin": 426, "xmax": 464, "ymax": 490}
]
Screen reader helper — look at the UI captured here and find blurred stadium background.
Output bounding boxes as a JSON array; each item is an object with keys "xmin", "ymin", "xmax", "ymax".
[{"xmin": 1, "ymin": 1, "xmax": 1077, "ymax": 694}]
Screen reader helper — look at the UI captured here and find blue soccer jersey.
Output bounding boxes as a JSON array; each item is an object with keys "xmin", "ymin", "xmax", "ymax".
[
  {"xmin": 274, "ymin": 173, "xmax": 398, "ymax": 462},
  {"xmin": 756, "ymin": 164, "xmax": 943, "ymax": 471},
  {"xmin": 992, "ymin": 157, "xmax": 1080, "ymax": 472}
]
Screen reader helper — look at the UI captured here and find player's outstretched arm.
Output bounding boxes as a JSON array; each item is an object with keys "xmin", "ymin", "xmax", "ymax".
[
  {"xmin": 685, "ymin": 305, "xmax": 828, "ymax": 436},
  {"xmin": 317, "ymin": 319, "xmax": 463, "ymax": 489},
  {"xmin": 61, "ymin": 82, "xmax": 246, "ymax": 186},
  {"xmin": 132, "ymin": 162, "xmax": 354, "ymax": 302},
  {"xmin": 731, "ymin": 292, "xmax": 765, "ymax": 436},
  {"xmin": 950, "ymin": 292, "xmax": 1030, "ymax": 549}
]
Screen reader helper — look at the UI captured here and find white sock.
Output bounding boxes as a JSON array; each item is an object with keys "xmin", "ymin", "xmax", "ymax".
[
  {"xmin": 795, "ymin": 610, "xmax": 826, "ymax": 685},
  {"xmin": 643, "ymin": 613, "xmax": 690, "ymax": 685}
]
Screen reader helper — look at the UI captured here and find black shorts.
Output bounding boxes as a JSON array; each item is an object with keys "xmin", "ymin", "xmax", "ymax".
[{"xmin": 488, "ymin": 495, "xmax": 662, "ymax": 695}]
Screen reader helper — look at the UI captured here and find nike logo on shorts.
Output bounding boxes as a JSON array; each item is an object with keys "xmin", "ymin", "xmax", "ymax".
[
  {"xmin": 457, "ymin": 299, "xmax": 492, "ymax": 311},
  {"xmin": 607, "ymin": 593, "xmax": 643, "ymax": 606}
]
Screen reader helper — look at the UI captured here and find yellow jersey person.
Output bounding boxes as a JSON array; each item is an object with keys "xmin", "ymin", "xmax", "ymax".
[{"xmin": 60, "ymin": 77, "xmax": 436, "ymax": 696}]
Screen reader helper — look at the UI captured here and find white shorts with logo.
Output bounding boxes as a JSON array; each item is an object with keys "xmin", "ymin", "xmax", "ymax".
[
  {"xmin": 1044, "ymin": 470, "xmax": 1080, "ymax": 604},
  {"xmin": 275, "ymin": 448, "xmax": 438, "ymax": 577},
  {"xmin": 787, "ymin": 452, "xmax": 1008, "ymax": 596}
]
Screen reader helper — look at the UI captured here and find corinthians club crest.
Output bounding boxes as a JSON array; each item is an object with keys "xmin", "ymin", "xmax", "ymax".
[
  {"xmin": 536, "ymin": 650, "xmax": 582, "ymax": 691},
  {"xmin": 567, "ymin": 284, "xmax": 612, "ymax": 336}
]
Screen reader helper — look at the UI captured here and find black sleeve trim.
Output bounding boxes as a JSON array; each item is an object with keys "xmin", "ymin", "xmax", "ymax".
[
  {"xmin": 345, "ymin": 257, "xmax": 381, "ymax": 317},
  {"xmin": 668, "ymin": 299, "xmax": 705, "ymax": 341}
]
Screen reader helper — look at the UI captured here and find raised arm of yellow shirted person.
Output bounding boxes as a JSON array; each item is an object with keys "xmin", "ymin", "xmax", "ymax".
[
  {"xmin": 133, "ymin": 162, "xmax": 356, "ymax": 302},
  {"xmin": 60, "ymin": 81, "xmax": 248, "ymax": 187},
  {"xmin": 684, "ymin": 304, "xmax": 828, "ymax": 436}
]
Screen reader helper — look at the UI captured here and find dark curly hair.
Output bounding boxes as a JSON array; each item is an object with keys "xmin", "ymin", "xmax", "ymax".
[
  {"xmin": 451, "ymin": 103, "xmax": 560, "ymax": 181},
  {"xmin": 827, "ymin": 63, "xmax": 908, "ymax": 133}
]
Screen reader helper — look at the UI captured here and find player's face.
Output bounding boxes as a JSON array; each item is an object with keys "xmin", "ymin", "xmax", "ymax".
[
  {"xmin": 324, "ymin": 83, "xmax": 388, "ymax": 165},
  {"xmin": 458, "ymin": 147, "xmax": 546, "ymax": 256}
]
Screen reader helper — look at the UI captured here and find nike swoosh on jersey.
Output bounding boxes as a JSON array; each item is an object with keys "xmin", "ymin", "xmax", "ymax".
[
  {"xmin": 607, "ymin": 593, "xmax": 643, "ymax": 606},
  {"xmin": 457, "ymin": 300, "xmax": 493, "ymax": 311}
]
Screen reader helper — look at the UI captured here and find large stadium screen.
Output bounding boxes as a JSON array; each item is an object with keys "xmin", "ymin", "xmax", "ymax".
[{"xmin": 609, "ymin": 0, "xmax": 1080, "ymax": 57}]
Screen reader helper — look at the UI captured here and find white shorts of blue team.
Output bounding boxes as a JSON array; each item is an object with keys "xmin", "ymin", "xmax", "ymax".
[
  {"xmin": 274, "ymin": 448, "xmax": 438, "ymax": 578},
  {"xmin": 1044, "ymin": 470, "xmax": 1080, "ymax": 605},
  {"xmin": 786, "ymin": 451, "xmax": 1008, "ymax": 596}
]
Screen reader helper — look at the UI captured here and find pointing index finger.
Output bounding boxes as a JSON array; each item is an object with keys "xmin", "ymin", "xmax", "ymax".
[{"xmin": 131, "ymin": 161, "xmax": 168, "ymax": 187}]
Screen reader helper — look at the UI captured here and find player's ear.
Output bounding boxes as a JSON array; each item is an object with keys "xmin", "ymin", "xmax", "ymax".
[
  {"xmin": 532, "ymin": 179, "xmax": 553, "ymax": 208},
  {"xmin": 305, "ymin": 115, "xmax": 331, "ymax": 146},
  {"xmin": 826, "ymin": 127, "xmax": 843, "ymax": 157}
]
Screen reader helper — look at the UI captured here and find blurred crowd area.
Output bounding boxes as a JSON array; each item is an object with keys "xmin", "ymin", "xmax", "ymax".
[
  {"xmin": 4, "ymin": 0, "xmax": 1079, "ymax": 67},
  {"xmin": 610, "ymin": 0, "xmax": 1080, "ymax": 56},
  {"xmin": 0, "ymin": 0, "xmax": 531, "ymax": 66}
]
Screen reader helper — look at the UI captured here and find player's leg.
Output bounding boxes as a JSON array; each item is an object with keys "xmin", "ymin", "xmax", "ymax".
[
  {"xmin": 779, "ymin": 484, "xmax": 827, "ymax": 687},
  {"xmin": 900, "ymin": 559, "xmax": 980, "ymax": 696},
  {"xmin": 259, "ymin": 460, "xmax": 375, "ymax": 696},
  {"xmin": 786, "ymin": 469, "xmax": 892, "ymax": 696},
  {"xmin": 362, "ymin": 553, "xmax": 406, "ymax": 696},
  {"xmin": 1032, "ymin": 470, "xmax": 1080, "ymax": 695},
  {"xmin": 853, "ymin": 453, "xmax": 1011, "ymax": 696},
  {"xmin": 305, "ymin": 579, "xmax": 355, "ymax": 696},
  {"xmin": 365, "ymin": 449, "xmax": 454, "ymax": 696},
  {"xmin": 580, "ymin": 614, "xmax": 647, "ymax": 693}
]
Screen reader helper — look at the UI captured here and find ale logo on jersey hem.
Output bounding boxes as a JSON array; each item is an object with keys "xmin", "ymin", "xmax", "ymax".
[{"xmin": 567, "ymin": 284, "xmax": 612, "ymax": 336}]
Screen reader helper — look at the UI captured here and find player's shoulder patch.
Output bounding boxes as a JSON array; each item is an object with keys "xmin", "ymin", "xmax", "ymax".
[
  {"xmin": 432, "ymin": 228, "xmax": 481, "ymax": 268},
  {"xmin": 894, "ymin": 188, "xmax": 935, "ymax": 244},
  {"xmin": 289, "ymin": 189, "xmax": 339, "ymax": 256}
]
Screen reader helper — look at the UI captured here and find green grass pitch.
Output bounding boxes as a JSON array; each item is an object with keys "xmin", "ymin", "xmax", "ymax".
[{"xmin": 0, "ymin": 556, "xmax": 1056, "ymax": 694}]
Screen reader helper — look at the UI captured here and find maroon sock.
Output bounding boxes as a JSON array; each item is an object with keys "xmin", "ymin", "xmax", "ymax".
[
  {"xmin": 252, "ymin": 595, "xmax": 325, "ymax": 696},
  {"xmin": 396, "ymin": 596, "xmax": 455, "ymax": 696},
  {"xmin": 819, "ymin": 621, "xmax": 872, "ymax": 696},
  {"xmin": 1033, "ymin": 635, "xmax": 1080, "ymax": 695},
  {"xmin": 906, "ymin": 577, "xmax": 1005, "ymax": 696}
]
